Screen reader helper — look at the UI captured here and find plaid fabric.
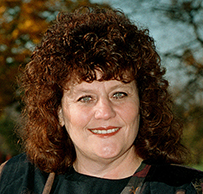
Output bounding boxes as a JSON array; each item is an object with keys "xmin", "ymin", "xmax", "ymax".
[
  {"xmin": 1, "ymin": 154, "xmax": 203, "ymax": 194},
  {"xmin": 121, "ymin": 162, "xmax": 203, "ymax": 194}
]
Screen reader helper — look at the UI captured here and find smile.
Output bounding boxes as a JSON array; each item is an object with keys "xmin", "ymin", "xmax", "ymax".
[{"xmin": 90, "ymin": 127, "xmax": 120, "ymax": 135}]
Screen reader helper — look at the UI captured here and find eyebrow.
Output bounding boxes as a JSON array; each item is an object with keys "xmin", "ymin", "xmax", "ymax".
[{"xmin": 71, "ymin": 83, "xmax": 135, "ymax": 95}]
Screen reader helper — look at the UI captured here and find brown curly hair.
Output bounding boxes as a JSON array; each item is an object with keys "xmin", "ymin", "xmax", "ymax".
[{"xmin": 19, "ymin": 6, "xmax": 187, "ymax": 174}]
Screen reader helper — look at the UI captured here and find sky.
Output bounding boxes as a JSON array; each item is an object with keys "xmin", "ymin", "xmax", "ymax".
[{"xmin": 90, "ymin": 0, "xmax": 203, "ymax": 88}]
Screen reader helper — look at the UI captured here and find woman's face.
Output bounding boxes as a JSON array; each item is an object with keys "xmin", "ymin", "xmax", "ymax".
[{"xmin": 58, "ymin": 79, "xmax": 140, "ymax": 164}]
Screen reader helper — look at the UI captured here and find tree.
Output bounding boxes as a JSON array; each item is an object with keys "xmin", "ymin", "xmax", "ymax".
[
  {"xmin": 0, "ymin": 0, "xmax": 110, "ymax": 112},
  {"xmin": 1, "ymin": 0, "xmax": 203, "ymax": 166},
  {"xmin": 100, "ymin": 0, "xmax": 203, "ymax": 166},
  {"xmin": 0, "ymin": 0, "xmax": 110, "ymax": 159},
  {"xmin": 155, "ymin": 0, "xmax": 203, "ymax": 165},
  {"xmin": 148, "ymin": 0, "xmax": 203, "ymax": 166},
  {"xmin": 155, "ymin": 0, "xmax": 203, "ymax": 102}
]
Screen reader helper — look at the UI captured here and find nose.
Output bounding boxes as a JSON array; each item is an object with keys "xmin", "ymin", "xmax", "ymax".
[{"xmin": 94, "ymin": 98, "xmax": 116, "ymax": 120}]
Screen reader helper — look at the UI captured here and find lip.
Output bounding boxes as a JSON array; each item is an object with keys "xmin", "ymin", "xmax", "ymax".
[{"xmin": 89, "ymin": 126, "xmax": 121, "ymax": 137}]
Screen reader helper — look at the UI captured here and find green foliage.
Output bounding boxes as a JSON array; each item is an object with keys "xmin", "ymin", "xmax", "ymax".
[
  {"xmin": 0, "ymin": 0, "xmax": 110, "ymax": 159},
  {"xmin": 0, "ymin": 111, "xmax": 21, "ymax": 157},
  {"xmin": 0, "ymin": 0, "xmax": 110, "ymax": 112},
  {"xmin": 182, "ymin": 106, "xmax": 203, "ymax": 165},
  {"xmin": 0, "ymin": 0, "xmax": 202, "ymax": 168}
]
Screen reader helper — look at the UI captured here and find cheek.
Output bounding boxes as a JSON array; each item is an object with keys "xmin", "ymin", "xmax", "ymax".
[
  {"xmin": 63, "ymin": 106, "xmax": 92, "ymax": 130},
  {"xmin": 120, "ymin": 102, "xmax": 139, "ymax": 125}
]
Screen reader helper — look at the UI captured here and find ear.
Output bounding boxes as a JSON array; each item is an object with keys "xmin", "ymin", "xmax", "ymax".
[{"xmin": 58, "ymin": 107, "xmax": 65, "ymax": 127}]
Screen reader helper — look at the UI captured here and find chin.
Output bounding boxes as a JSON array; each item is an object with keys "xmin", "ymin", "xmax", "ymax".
[{"xmin": 94, "ymin": 146, "xmax": 123, "ymax": 160}]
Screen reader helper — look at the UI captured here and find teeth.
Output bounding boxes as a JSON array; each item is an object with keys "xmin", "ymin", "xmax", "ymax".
[{"xmin": 91, "ymin": 128, "xmax": 119, "ymax": 134}]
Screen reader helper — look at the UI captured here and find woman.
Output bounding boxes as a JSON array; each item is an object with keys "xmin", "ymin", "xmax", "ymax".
[{"xmin": 0, "ymin": 6, "xmax": 202, "ymax": 194}]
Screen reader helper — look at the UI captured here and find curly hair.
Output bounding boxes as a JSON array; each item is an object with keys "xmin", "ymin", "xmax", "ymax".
[{"xmin": 19, "ymin": 6, "xmax": 187, "ymax": 174}]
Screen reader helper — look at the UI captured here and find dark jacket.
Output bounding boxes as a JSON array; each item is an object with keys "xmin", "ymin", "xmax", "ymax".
[{"xmin": 0, "ymin": 153, "xmax": 203, "ymax": 194}]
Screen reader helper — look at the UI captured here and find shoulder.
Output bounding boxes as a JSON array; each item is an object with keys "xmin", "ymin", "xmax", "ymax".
[
  {"xmin": 0, "ymin": 153, "xmax": 49, "ymax": 194},
  {"xmin": 146, "ymin": 162, "xmax": 203, "ymax": 192},
  {"xmin": 0, "ymin": 153, "xmax": 30, "ymax": 176},
  {"xmin": 0, "ymin": 153, "xmax": 34, "ymax": 192},
  {"xmin": 2, "ymin": 152, "xmax": 29, "ymax": 165},
  {"xmin": 0, "ymin": 153, "xmax": 31, "ymax": 181},
  {"xmin": 147, "ymin": 163, "xmax": 203, "ymax": 184}
]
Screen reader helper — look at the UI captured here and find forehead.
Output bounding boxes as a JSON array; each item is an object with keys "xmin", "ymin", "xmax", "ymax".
[
  {"xmin": 70, "ymin": 68, "xmax": 134, "ymax": 84},
  {"xmin": 62, "ymin": 68, "xmax": 136, "ymax": 90},
  {"xmin": 65, "ymin": 79, "xmax": 137, "ymax": 95}
]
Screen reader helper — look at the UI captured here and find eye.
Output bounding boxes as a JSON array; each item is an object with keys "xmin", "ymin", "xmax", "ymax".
[
  {"xmin": 113, "ymin": 92, "xmax": 127, "ymax": 99},
  {"xmin": 77, "ymin": 95, "xmax": 93, "ymax": 103}
]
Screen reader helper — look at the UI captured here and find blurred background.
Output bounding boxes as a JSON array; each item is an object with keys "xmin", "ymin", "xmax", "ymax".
[{"xmin": 0, "ymin": 0, "xmax": 202, "ymax": 169}]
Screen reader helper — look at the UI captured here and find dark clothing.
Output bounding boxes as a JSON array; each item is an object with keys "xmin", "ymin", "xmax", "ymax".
[
  {"xmin": 53, "ymin": 167, "xmax": 130, "ymax": 194},
  {"xmin": 126, "ymin": 162, "xmax": 203, "ymax": 194},
  {"xmin": 0, "ymin": 153, "xmax": 203, "ymax": 194}
]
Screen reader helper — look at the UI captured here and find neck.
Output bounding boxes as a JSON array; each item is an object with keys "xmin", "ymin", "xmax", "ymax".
[{"xmin": 73, "ymin": 146, "xmax": 143, "ymax": 179}]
